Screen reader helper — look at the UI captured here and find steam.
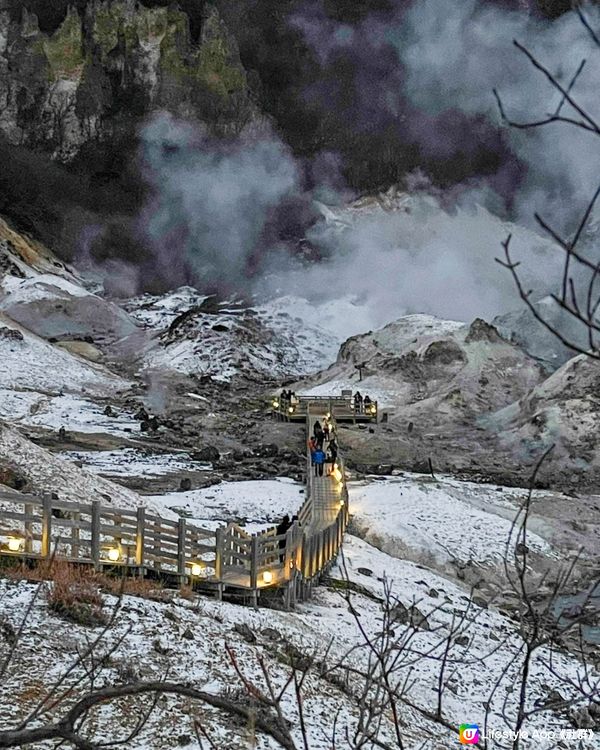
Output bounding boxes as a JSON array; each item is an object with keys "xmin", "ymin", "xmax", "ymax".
[
  {"xmin": 106, "ymin": 3, "xmax": 600, "ymax": 344},
  {"xmin": 138, "ymin": 114, "xmax": 299, "ymax": 293},
  {"xmin": 396, "ymin": 0, "xmax": 600, "ymax": 232}
]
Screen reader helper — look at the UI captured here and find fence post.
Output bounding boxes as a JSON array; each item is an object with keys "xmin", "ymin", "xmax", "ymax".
[
  {"xmin": 24, "ymin": 502, "xmax": 33, "ymax": 553},
  {"xmin": 71, "ymin": 512, "xmax": 80, "ymax": 560},
  {"xmin": 177, "ymin": 518, "xmax": 186, "ymax": 578},
  {"xmin": 215, "ymin": 527, "xmax": 224, "ymax": 580},
  {"xmin": 41, "ymin": 494, "xmax": 52, "ymax": 558},
  {"xmin": 91, "ymin": 500, "xmax": 101, "ymax": 570},
  {"xmin": 136, "ymin": 506, "xmax": 145, "ymax": 569},
  {"xmin": 250, "ymin": 536, "xmax": 258, "ymax": 589}
]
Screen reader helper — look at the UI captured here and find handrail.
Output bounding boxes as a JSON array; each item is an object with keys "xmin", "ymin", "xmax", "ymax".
[{"xmin": 0, "ymin": 396, "xmax": 351, "ymax": 608}]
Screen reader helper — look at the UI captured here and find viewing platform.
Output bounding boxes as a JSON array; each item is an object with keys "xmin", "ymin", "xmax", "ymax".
[{"xmin": 271, "ymin": 393, "xmax": 378, "ymax": 423}]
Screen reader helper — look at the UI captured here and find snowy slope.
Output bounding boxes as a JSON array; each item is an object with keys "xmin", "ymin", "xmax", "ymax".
[
  {"xmin": 126, "ymin": 288, "xmax": 338, "ymax": 381},
  {"xmin": 0, "ymin": 315, "xmax": 129, "ymax": 397},
  {"xmin": 1, "ymin": 531, "xmax": 597, "ymax": 749},
  {"xmin": 0, "ymin": 425, "xmax": 156, "ymax": 511}
]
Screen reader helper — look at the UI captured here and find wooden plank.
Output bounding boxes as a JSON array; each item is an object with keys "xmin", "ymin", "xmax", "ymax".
[
  {"xmin": 0, "ymin": 510, "xmax": 39, "ymax": 523},
  {"xmin": 99, "ymin": 523, "xmax": 137, "ymax": 537},
  {"xmin": 71, "ymin": 512, "xmax": 80, "ymax": 559},
  {"xmin": 41, "ymin": 493, "xmax": 52, "ymax": 558},
  {"xmin": 136, "ymin": 506, "xmax": 145, "ymax": 567},
  {"xmin": 177, "ymin": 518, "xmax": 186, "ymax": 576},
  {"xmin": 91, "ymin": 501, "xmax": 101, "ymax": 570},
  {"xmin": 0, "ymin": 490, "xmax": 41, "ymax": 504},
  {"xmin": 250, "ymin": 537, "xmax": 258, "ymax": 590}
]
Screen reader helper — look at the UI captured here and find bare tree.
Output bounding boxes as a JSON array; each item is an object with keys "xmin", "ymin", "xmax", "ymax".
[{"xmin": 495, "ymin": 4, "xmax": 600, "ymax": 359}]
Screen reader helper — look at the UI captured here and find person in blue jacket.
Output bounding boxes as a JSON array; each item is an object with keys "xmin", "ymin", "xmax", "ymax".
[{"xmin": 313, "ymin": 447, "xmax": 326, "ymax": 477}]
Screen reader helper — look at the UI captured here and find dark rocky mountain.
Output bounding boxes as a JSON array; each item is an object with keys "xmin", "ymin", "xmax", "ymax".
[{"xmin": 0, "ymin": 0, "xmax": 257, "ymax": 160}]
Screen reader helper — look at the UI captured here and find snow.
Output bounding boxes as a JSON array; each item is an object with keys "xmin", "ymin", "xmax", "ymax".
[
  {"xmin": 127, "ymin": 288, "xmax": 340, "ymax": 381},
  {"xmin": 0, "ymin": 273, "xmax": 90, "ymax": 303},
  {"xmin": 0, "ymin": 426, "xmax": 158, "ymax": 512},
  {"xmin": 58, "ymin": 448, "xmax": 213, "ymax": 477},
  {"xmin": 349, "ymin": 474, "xmax": 555, "ymax": 571},
  {"xmin": 0, "ymin": 315, "xmax": 128, "ymax": 397},
  {"xmin": 151, "ymin": 478, "xmax": 304, "ymax": 529},
  {"xmin": 0, "ymin": 390, "xmax": 139, "ymax": 437},
  {"xmin": 1, "ymin": 531, "xmax": 597, "ymax": 749}
]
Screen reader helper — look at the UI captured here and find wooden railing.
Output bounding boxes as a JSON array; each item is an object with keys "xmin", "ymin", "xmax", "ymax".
[
  {"xmin": 0, "ymin": 490, "xmax": 217, "ymax": 577},
  {"xmin": 0, "ymin": 403, "xmax": 350, "ymax": 607},
  {"xmin": 271, "ymin": 395, "xmax": 378, "ymax": 422}
]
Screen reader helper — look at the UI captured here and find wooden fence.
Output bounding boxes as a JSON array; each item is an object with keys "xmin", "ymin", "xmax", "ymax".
[
  {"xmin": 271, "ymin": 394, "xmax": 378, "ymax": 422},
  {"xmin": 0, "ymin": 406, "xmax": 350, "ymax": 608}
]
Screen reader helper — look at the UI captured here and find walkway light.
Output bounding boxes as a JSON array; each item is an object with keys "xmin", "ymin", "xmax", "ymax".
[
  {"xmin": 262, "ymin": 570, "xmax": 273, "ymax": 584},
  {"xmin": 101, "ymin": 544, "xmax": 123, "ymax": 563},
  {"xmin": 272, "ymin": 399, "xmax": 279, "ymax": 409},
  {"xmin": 6, "ymin": 534, "xmax": 25, "ymax": 553},
  {"xmin": 288, "ymin": 406, "xmax": 294, "ymax": 414},
  {"xmin": 191, "ymin": 562, "xmax": 204, "ymax": 577}
]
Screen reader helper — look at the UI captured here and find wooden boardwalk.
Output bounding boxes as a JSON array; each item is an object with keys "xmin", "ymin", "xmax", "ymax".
[{"xmin": 0, "ymin": 399, "xmax": 351, "ymax": 608}]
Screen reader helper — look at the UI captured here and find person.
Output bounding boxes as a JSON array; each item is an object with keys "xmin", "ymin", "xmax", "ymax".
[
  {"xmin": 364, "ymin": 394, "xmax": 372, "ymax": 410},
  {"xmin": 276, "ymin": 514, "xmax": 292, "ymax": 562},
  {"xmin": 308, "ymin": 436, "xmax": 317, "ymax": 453},
  {"xmin": 323, "ymin": 419, "xmax": 330, "ymax": 442},
  {"xmin": 281, "ymin": 389, "xmax": 289, "ymax": 404},
  {"xmin": 329, "ymin": 437, "xmax": 338, "ymax": 467},
  {"xmin": 313, "ymin": 420, "xmax": 322, "ymax": 437},
  {"xmin": 313, "ymin": 447, "xmax": 326, "ymax": 477},
  {"xmin": 354, "ymin": 391, "xmax": 363, "ymax": 413}
]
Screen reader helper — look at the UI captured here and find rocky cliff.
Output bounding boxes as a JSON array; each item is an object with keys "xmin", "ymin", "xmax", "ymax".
[{"xmin": 0, "ymin": 0, "xmax": 259, "ymax": 160}]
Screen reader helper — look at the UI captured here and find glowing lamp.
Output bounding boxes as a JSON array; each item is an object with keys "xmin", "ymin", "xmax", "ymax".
[
  {"xmin": 191, "ymin": 562, "xmax": 203, "ymax": 577},
  {"xmin": 272, "ymin": 399, "xmax": 279, "ymax": 409},
  {"xmin": 262, "ymin": 570, "xmax": 273, "ymax": 584},
  {"xmin": 369, "ymin": 405, "xmax": 377, "ymax": 415},
  {"xmin": 107, "ymin": 547, "xmax": 121, "ymax": 562},
  {"xmin": 288, "ymin": 406, "xmax": 294, "ymax": 414},
  {"xmin": 7, "ymin": 535, "xmax": 24, "ymax": 553}
]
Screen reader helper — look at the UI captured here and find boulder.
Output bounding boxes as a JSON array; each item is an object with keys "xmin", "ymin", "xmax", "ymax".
[
  {"xmin": 234, "ymin": 623, "xmax": 256, "ymax": 643},
  {"xmin": 193, "ymin": 446, "xmax": 220, "ymax": 462}
]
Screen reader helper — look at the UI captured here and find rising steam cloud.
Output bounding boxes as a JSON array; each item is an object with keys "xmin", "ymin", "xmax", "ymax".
[
  {"xmin": 127, "ymin": 2, "xmax": 600, "ymax": 339},
  {"xmin": 138, "ymin": 114, "xmax": 299, "ymax": 293}
]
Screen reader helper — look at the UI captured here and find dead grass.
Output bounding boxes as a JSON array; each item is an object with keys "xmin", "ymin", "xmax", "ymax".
[
  {"xmin": 5, "ymin": 561, "xmax": 176, "ymax": 605},
  {"xmin": 45, "ymin": 562, "xmax": 107, "ymax": 627}
]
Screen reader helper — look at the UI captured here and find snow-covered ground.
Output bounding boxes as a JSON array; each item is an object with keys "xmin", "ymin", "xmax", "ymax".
[
  {"xmin": 58, "ymin": 448, "xmax": 212, "ymax": 477},
  {"xmin": 0, "ymin": 316, "xmax": 128, "ymax": 397},
  {"xmin": 0, "ymin": 426, "xmax": 154, "ymax": 512},
  {"xmin": 126, "ymin": 288, "xmax": 340, "ymax": 381},
  {"xmin": 151, "ymin": 478, "xmax": 305, "ymax": 530},
  {"xmin": 1, "ymin": 530, "xmax": 597, "ymax": 749},
  {"xmin": 349, "ymin": 474, "xmax": 555, "ymax": 571},
  {"xmin": 0, "ymin": 391, "xmax": 139, "ymax": 437}
]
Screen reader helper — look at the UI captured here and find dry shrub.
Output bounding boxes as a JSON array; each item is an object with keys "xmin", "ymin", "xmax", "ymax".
[
  {"xmin": 178, "ymin": 584, "xmax": 195, "ymax": 601},
  {"xmin": 45, "ymin": 562, "xmax": 107, "ymax": 627},
  {"xmin": 101, "ymin": 575, "xmax": 170, "ymax": 602}
]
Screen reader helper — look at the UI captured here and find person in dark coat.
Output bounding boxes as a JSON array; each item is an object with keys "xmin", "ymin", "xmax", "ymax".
[
  {"xmin": 328, "ymin": 438, "xmax": 338, "ymax": 467},
  {"xmin": 313, "ymin": 447, "xmax": 326, "ymax": 477},
  {"xmin": 363, "ymin": 395, "xmax": 372, "ymax": 410},
  {"xmin": 276, "ymin": 514, "xmax": 292, "ymax": 562},
  {"xmin": 313, "ymin": 420, "xmax": 322, "ymax": 437},
  {"xmin": 354, "ymin": 391, "xmax": 363, "ymax": 413}
]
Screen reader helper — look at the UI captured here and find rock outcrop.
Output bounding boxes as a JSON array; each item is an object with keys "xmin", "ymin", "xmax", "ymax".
[{"xmin": 0, "ymin": 0, "xmax": 258, "ymax": 160}]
